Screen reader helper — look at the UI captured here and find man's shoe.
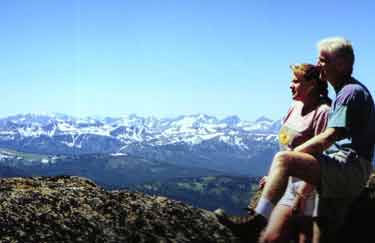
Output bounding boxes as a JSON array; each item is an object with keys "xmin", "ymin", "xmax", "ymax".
[{"xmin": 214, "ymin": 209, "xmax": 267, "ymax": 242}]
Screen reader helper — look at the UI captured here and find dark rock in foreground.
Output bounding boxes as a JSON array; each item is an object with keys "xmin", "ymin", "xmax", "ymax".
[{"xmin": 0, "ymin": 176, "xmax": 239, "ymax": 243}]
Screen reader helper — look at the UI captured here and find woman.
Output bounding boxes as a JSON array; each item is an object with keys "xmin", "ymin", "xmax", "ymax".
[{"xmin": 259, "ymin": 63, "xmax": 331, "ymax": 243}]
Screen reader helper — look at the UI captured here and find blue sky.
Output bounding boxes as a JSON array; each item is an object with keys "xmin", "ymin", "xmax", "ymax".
[{"xmin": 0, "ymin": 1, "xmax": 374, "ymax": 121}]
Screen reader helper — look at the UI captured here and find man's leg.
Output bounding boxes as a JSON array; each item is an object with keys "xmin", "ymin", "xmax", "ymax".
[
  {"xmin": 314, "ymin": 197, "xmax": 354, "ymax": 243},
  {"xmin": 255, "ymin": 151, "xmax": 321, "ymax": 219}
]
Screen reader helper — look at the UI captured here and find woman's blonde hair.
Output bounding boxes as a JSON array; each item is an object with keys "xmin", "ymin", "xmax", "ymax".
[{"xmin": 290, "ymin": 63, "xmax": 331, "ymax": 104}]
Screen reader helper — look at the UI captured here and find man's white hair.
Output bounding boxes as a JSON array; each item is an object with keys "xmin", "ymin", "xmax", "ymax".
[{"xmin": 317, "ymin": 37, "xmax": 355, "ymax": 66}]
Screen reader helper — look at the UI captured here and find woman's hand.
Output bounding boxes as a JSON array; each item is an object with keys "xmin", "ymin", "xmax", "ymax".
[
  {"xmin": 292, "ymin": 194, "xmax": 307, "ymax": 215},
  {"xmin": 292, "ymin": 182, "xmax": 315, "ymax": 215},
  {"xmin": 258, "ymin": 176, "xmax": 268, "ymax": 189}
]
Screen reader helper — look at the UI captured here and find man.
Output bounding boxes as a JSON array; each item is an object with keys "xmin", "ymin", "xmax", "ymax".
[{"xmin": 217, "ymin": 37, "xmax": 375, "ymax": 243}]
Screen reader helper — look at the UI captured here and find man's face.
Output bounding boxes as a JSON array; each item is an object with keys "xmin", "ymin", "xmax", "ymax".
[{"xmin": 317, "ymin": 51, "xmax": 337, "ymax": 83}]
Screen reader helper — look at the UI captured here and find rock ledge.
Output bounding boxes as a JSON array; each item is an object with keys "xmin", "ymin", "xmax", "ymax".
[{"xmin": 0, "ymin": 176, "xmax": 238, "ymax": 243}]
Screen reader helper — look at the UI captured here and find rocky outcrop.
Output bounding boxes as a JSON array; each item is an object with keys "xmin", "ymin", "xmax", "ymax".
[{"xmin": 0, "ymin": 176, "xmax": 239, "ymax": 243}]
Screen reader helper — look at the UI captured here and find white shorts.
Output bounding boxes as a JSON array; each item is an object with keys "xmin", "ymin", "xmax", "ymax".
[{"xmin": 278, "ymin": 177, "xmax": 317, "ymax": 216}]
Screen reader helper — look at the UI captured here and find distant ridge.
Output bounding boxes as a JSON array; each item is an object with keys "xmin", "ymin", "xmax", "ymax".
[{"xmin": 0, "ymin": 113, "xmax": 281, "ymax": 176}]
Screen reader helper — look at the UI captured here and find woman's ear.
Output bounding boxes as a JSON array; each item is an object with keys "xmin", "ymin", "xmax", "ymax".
[{"xmin": 306, "ymin": 79, "xmax": 318, "ymax": 94}]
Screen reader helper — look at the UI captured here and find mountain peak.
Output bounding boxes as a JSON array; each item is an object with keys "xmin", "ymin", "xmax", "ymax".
[
  {"xmin": 221, "ymin": 115, "xmax": 240, "ymax": 126},
  {"xmin": 255, "ymin": 116, "xmax": 273, "ymax": 123}
]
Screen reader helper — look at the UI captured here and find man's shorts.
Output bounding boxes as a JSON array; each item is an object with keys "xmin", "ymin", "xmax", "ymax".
[
  {"xmin": 317, "ymin": 149, "xmax": 372, "ymax": 198},
  {"xmin": 278, "ymin": 177, "xmax": 316, "ymax": 216},
  {"xmin": 315, "ymin": 149, "xmax": 372, "ymax": 228}
]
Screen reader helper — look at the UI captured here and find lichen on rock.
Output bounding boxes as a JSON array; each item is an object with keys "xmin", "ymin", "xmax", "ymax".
[{"xmin": 0, "ymin": 176, "xmax": 239, "ymax": 243}]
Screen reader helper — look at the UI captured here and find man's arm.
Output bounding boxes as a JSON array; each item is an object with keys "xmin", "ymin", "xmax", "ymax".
[
  {"xmin": 293, "ymin": 127, "xmax": 346, "ymax": 154},
  {"xmin": 291, "ymin": 127, "xmax": 346, "ymax": 212}
]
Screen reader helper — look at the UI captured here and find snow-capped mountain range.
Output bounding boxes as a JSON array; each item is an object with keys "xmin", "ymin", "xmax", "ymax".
[
  {"xmin": 0, "ymin": 113, "xmax": 281, "ymax": 175},
  {"xmin": 0, "ymin": 113, "xmax": 280, "ymax": 150}
]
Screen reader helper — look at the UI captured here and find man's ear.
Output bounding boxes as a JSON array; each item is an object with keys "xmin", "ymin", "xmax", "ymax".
[{"xmin": 335, "ymin": 56, "xmax": 351, "ymax": 74}]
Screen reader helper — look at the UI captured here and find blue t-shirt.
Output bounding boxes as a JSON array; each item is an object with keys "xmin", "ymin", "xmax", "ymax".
[{"xmin": 326, "ymin": 78, "xmax": 375, "ymax": 161}]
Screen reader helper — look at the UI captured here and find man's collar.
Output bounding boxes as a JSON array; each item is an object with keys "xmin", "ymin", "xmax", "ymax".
[{"xmin": 334, "ymin": 76, "xmax": 354, "ymax": 93}]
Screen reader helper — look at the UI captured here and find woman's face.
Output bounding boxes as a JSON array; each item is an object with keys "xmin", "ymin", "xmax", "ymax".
[{"xmin": 289, "ymin": 73, "xmax": 316, "ymax": 101}]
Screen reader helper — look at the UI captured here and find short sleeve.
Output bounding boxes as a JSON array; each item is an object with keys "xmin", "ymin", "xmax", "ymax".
[
  {"xmin": 314, "ymin": 106, "xmax": 330, "ymax": 135},
  {"xmin": 282, "ymin": 103, "xmax": 295, "ymax": 125},
  {"xmin": 327, "ymin": 87, "xmax": 357, "ymax": 131},
  {"xmin": 327, "ymin": 105, "xmax": 348, "ymax": 129}
]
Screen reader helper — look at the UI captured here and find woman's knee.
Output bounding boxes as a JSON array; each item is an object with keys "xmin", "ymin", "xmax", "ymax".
[{"xmin": 272, "ymin": 151, "xmax": 294, "ymax": 170}]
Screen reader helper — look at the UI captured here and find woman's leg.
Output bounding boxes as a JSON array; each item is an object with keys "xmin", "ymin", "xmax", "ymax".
[
  {"xmin": 259, "ymin": 204, "xmax": 295, "ymax": 243},
  {"xmin": 297, "ymin": 216, "xmax": 314, "ymax": 243}
]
